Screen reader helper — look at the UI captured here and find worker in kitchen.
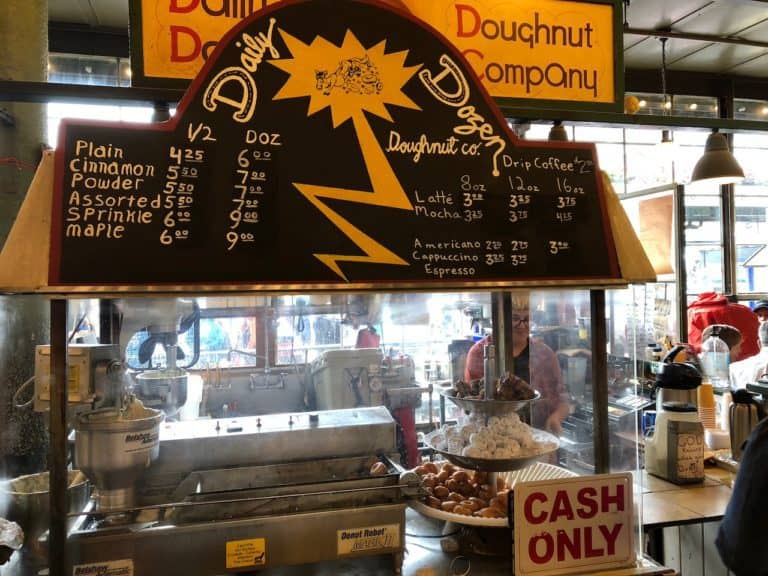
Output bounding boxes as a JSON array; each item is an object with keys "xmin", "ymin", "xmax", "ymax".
[
  {"xmin": 688, "ymin": 292, "xmax": 759, "ymax": 361},
  {"xmin": 701, "ymin": 323, "xmax": 744, "ymax": 363},
  {"xmin": 731, "ymin": 322, "xmax": 768, "ymax": 388},
  {"xmin": 464, "ymin": 293, "xmax": 570, "ymax": 435},
  {"xmin": 753, "ymin": 299, "xmax": 768, "ymax": 324}
]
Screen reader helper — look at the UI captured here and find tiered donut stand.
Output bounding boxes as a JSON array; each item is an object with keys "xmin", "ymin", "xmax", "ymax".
[{"xmin": 412, "ymin": 390, "xmax": 563, "ymax": 530}]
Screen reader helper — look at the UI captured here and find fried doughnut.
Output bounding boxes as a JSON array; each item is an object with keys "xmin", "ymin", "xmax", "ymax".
[
  {"xmin": 469, "ymin": 497, "xmax": 489, "ymax": 509},
  {"xmin": 434, "ymin": 485, "xmax": 450, "ymax": 499},
  {"xmin": 422, "ymin": 474, "xmax": 437, "ymax": 489},
  {"xmin": 456, "ymin": 482, "xmax": 474, "ymax": 496},
  {"xmin": 445, "ymin": 479, "xmax": 460, "ymax": 493},
  {"xmin": 477, "ymin": 487, "xmax": 492, "ymax": 501},
  {"xmin": 471, "ymin": 471, "xmax": 488, "ymax": 484},
  {"xmin": 437, "ymin": 470, "xmax": 451, "ymax": 482},
  {"xmin": 448, "ymin": 492, "xmax": 464, "ymax": 502},
  {"xmin": 441, "ymin": 463, "xmax": 456, "ymax": 475},
  {"xmin": 427, "ymin": 496, "xmax": 442, "ymax": 509},
  {"xmin": 414, "ymin": 466, "xmax": 428, "ymax": 476},
  {"xmin": 452, "ymin": 505, "xmax": 472, "ymax": 516},
  {"xmin": 451, "ymin": 471, "xmax": 470, "ymax": 483},
  {"xmin": 475, "ymin": 507, "xmax": 506, "ymax": 518},
  {"xmin": 423, "ymin": 462, "xmax": 439, "ymax": 474},
  {"xmin": 441, "ymin": 501, "xmax": 458, "ymax": 512},
  {"xmin": 460, "ymin": 499, "xmax": 481, "ymax": 512}
]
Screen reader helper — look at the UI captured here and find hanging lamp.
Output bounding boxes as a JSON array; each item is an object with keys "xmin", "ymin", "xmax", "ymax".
[
  {"xmin": 548, "ymin": 121, "xmax": 569, "ymax": 141},
  {"xmin": 658, "ymin": 38, "xmax": 675, "ymax": 149},
  {"xmin": 690, "ymin": 130, "xmax": 745, "ymax": 186}
]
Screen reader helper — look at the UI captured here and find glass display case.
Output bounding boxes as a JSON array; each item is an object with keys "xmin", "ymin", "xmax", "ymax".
[{"xmin": 0, "ymin": 286, "xmax": 648, "ymax": 575}]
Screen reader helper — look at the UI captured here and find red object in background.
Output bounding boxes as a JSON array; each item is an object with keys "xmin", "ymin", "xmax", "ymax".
[
  {"xmin": 356, "ymin": 327, "xmax": 381, "ymax": 349},
  {"xmin": 392, "ymin": 406, "xmax": 419, "ymax": 468},
  {"xmin": 688, "ymin": 292, "xmax": 760, "ymax": 361}
]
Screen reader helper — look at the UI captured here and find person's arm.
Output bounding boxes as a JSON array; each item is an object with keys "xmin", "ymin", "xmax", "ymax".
[
  {"xmin": 531, "ymin": 340, "xmax": 570, "ymax": 435},
  {"xmin": 544, "ymin": 359, "xmax": 570, "ymax": 435},
  {"xmin": 463, "ymin": 339, "xmax": 485, "ymax": 381}
]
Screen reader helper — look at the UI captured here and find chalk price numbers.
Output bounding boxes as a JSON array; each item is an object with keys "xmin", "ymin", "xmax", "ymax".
[
  {"xmin": 160, "ymin": 146, "xmax": 203, "ymax": 245},
  {"xmin": 227, "ymin": 132, "xmax": 279, "ymax": 251},
  {"xmin": 482, "ymin": 239, "xmax": 531, "ymax": 267}
]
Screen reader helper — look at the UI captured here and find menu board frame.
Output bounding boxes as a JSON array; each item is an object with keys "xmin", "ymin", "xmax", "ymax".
[{"xmin": 49, "ymin": 0, "xmax": 623, "ymax": 292}]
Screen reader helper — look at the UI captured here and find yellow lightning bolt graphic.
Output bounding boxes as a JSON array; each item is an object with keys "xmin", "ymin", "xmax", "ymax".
[{"xmin": 270, "ymin": 29, "xmax": 421, "ymax": 281}]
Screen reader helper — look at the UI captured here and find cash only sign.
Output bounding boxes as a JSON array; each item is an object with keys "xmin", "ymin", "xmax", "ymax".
[
  {"xmin": 513, "ymin": 473, "xmax": 635, "ymax": 575},
  {"xmin": 129, "ymin": 0, "xmax": 621, "ymax": 110}
]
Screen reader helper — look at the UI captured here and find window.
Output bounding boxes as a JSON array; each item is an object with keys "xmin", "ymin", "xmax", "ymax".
[{"xmin": 734, "ymin": 132, "xmax": 768, "ymax": 295}]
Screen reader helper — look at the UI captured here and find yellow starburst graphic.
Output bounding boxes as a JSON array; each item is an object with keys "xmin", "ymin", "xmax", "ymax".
[{"xmin": 270, "ymin": 29, "xmax": 422, "ymax": 281}]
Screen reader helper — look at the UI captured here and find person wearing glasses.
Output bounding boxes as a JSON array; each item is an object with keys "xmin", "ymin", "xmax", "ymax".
[{"xmin": 463, "ymin": 293, "xmax": 570, "ymax": 435}]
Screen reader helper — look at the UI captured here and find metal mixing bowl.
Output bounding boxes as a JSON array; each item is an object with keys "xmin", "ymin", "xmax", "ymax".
[{"xmin": 0, "ymin": 470, "xmax": 90, "ymax": 557}]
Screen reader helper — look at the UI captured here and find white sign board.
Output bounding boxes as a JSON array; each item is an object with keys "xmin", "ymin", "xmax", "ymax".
[{"xmin": 514, "ymin": 472, "xmax": 635, "ymax": 576}]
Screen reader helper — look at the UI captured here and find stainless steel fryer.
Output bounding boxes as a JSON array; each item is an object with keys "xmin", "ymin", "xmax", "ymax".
[{"xmin": 68, "ymin": 406, "xmax": 415, "ymax": 575}]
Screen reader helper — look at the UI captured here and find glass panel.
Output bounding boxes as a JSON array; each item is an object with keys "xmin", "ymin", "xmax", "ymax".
[
  {"xmin": 670, "ymin": 95, "xmax": 719, "ymax": 118},
  {"xmin": 48, "ymin": 53, "xmax": 119, "ymax": 86},
  {"xmin": 595, "ymin": 142, "xmax": 625, "ymax": 194},
  {"xmin": 733, "ymin": 132, "xmax": 768, "ymax": 294},
  {"xmin": 626, "ymin": 93, "xmax": 719, "ymax": 118},
  {"xmin": 606, "ymin": 285, "xmax": 655, "ymax": 472},
  {"xmin": 626, "ymin": 143, "xmax": 674, "ymax": 192},
  {"xmin": 2, "ymin": 288, "xmax": 644, "ymax": 574},
  {"xmin": 47, "ymin": 102, "xmax": 154, "ymax": 147},
  {"xmin": 530, "ymin": 290, "xmax": 595, "ymax": 473},
  {"xmin": 525, "ymin": 122, "xmax": 554, "ymax": 141},
  {"xmin": 625, "ymin": 128, "xmax": 661, "ymax": 145},
  {"xmin": 734, "ymin": 98, "xmax": 768, "ymax": 122},
  {"xmin": 573, "ymin": 125, "xmax": 623, "ymax": 143}
]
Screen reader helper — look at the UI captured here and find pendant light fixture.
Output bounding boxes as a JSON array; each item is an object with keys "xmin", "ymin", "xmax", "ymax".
[
  {"xmin": 548, "ymin": 120, "xmax": 569, "ymax": 141},
  {"xmin": 690, "ymin": 130, "xmax": 745, "ymax": 186},
  {"xmin": 658, "ymin": 38, "xmax": 674, "ymax": 148}
]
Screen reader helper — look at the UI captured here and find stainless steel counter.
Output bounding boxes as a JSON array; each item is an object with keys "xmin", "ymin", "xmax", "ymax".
[{"xmin": 257, "ymin": 509, "xmax": 673, "ymax": 576}]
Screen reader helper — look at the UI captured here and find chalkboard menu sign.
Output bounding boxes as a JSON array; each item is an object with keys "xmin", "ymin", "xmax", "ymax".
[{"xmin": 50, "ymin": 0, "xmax": 620, "ymax": 288}]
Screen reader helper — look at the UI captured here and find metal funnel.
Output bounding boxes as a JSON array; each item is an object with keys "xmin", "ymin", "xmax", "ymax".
[{"xmin": 75, "ymin": 403, "xmax": 164, "ymax": 511}]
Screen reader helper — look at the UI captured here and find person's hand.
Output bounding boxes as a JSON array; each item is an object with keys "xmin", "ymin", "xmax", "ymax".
[{"xmin": 545, "ymin": 403, "xmax": 571, "ymax": 436}]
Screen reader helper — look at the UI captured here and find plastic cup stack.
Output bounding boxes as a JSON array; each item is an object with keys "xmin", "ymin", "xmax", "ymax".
[{"xmin": 697, "ymin": 382, "xmax": 717, "ymax": 429}]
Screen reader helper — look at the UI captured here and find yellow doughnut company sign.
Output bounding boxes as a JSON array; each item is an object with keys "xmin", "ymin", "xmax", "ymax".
[
  {"xmin": 129, "ymin": 0, "xmax": 621, "ymax": 110},
  {"xmin": 406, "ymin": 1, "xmax": 619, "ymax": 107}
]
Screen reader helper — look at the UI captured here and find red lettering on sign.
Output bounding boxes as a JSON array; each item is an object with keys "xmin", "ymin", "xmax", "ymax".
[
  {"xmin": 584, "ymin": 526, "xmax": 604, "ymax": 558},
  {"xmin": 601, "ymin": 483, "xmax": 625, "ymax": 513},
  {"xmin": 529, "ymin": 532, "xmax": 554, "ymax": 564},
  {"xmin": 557, "ymin": 527, "xmax": 581, "ymax": 561},
  {"xmin": 524, "ymin": 492, "xmax": 548, "ymax": 524},
  {"xmin": 456, "ymin": 4, "xmax": 481, "ymax": 37},
  {"xmin": 600, "ymin": 523, "xmax": 623, "ymax": 555},
  {"xmin": 576, "ymin": 486, "xmax": 598, "ymax": 519},
  {"xmin": 550, "ymin": 489, "xmax": 575, "ymax": 521},
  {"xmin": 169, "ymin": 0, "xmax": 200, "ymax": 13},
  {"xmin": 171, "ymin": 26, "xmax": 201, "ymax": 63}
]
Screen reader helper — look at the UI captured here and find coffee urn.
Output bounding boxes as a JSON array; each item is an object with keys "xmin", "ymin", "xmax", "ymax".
[
  {"xmin": 646, "ymin": 363, "xmax": 705, "ymax": 484},
  {"xmin": 729, "ymin": 389, "xmax": 764, "ymax": 461}
]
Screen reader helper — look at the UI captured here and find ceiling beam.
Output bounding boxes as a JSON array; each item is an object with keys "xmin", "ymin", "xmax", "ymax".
[
  {"xmin": 625, "ymin": 68, "xmax": 768, "ymax": 100},
  {"xmin": 49, "ymin": 21, "xmax": 128, "ymax": 58},
  {"xmin": 624, "ymin": 26, "xmax": 768, "ymax": 50}
]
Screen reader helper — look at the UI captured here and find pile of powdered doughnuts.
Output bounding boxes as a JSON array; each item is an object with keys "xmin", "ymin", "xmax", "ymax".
[
  {"xmin": 429, "ymin": 412, "xmax": 552, "ymax": 460},
  {"xmin": 414, "ymin": 460, "xmax": 510, "ymax": 519}
]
